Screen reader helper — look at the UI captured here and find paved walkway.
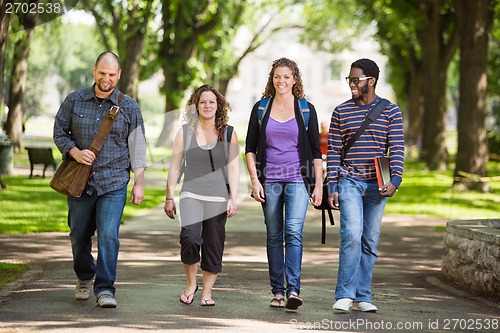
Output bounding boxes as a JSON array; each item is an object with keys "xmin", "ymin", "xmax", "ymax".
[{"xmin": 0, "ymin": 195, "xmax": 499, "ymax": 332}]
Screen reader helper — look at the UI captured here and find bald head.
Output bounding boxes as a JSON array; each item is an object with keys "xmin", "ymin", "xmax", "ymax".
[
  {"xmin": 93, "ymin": 51, "xmax": 121, "ymax": 98},
  {"xmin": 95, "ymin": 51, "xmax": 121, "ymax": 69}
]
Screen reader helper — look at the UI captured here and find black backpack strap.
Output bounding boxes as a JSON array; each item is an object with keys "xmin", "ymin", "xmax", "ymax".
[
  {"xmin": 320, "ymin": 207, "xmax": 335, "ymax": 244},
  {"xmin": 321, "ymin": 210, "xmax": 326, "ymax": 244},
  {"xmin": 340, "ymin": 98, "xmax": 389, "ymax": 162}
]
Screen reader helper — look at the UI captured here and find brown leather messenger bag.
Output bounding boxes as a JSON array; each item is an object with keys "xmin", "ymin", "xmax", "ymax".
[{"xmin": 50, "ymin": 92, "xmax": 124, "ymax": 197}]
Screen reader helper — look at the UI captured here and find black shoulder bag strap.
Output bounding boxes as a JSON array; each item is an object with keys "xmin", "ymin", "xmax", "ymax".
[
  {"xmin": 208, "ymin": 125, "xmax": 233, "ymax": 195},
  {"xmin": 320, "ymin": 99, "xmax": 387, "ymax": 243},
  {"xmin": 340, "ymin": 98, "xmax": 389, "ymax": 163}
]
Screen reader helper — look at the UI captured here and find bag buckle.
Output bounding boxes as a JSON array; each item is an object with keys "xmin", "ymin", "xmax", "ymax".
[{"xmin": 109, "ymin": 105, "xmax": 120, "ymax": 118}]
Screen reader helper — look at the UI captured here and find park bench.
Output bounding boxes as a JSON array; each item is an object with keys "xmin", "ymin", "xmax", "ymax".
[{"xmin": 25, "ymin": 146, "xmax": 57, "ymax": 178}]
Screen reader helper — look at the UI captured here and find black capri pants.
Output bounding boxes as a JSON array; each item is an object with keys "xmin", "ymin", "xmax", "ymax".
[{"xmin": 179, "ymin": 197, "xmax": 227, "ymax": 273}]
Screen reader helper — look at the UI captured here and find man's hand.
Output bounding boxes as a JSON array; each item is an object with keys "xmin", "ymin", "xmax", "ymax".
[
  {"xmin": 70, "ymin": 147, "xmax": 95, "ymax": 165},
  {"xmin": 130, "ymin": 184, "xmax": 144, "ymax": 205},
  {"xmin": 328, "ymin": 192, "xmax": 339, "ymax": 209},
  {"xmin": 379, "ymin": 182, "xmax": 397, "ymax": 197}
]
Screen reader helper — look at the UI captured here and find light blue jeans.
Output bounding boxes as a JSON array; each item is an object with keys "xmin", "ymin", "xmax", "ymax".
[
  {"xmin": 262, "ymin": 182, "xmax": 309, "ymax": 297},
  {"xmin": 67, "ymin": 185, "xmax": 127, "ymax": 297},
  {"xmin": 335, "ymin": 176, "xmax": 387, "ymax": 302}
]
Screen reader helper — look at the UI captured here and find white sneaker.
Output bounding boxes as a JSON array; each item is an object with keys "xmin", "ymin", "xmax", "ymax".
[
  {"xmin": 332, "ymin": 298, "xmax": 353, "ymax": 313},
  {"xmin": 96, "ymin": 294, "xmax": 117, "ymax": 308},
  {"xmin": 352, "ymin": 302, "xmax": 378, "ymax": 312},
  {"xmin": 75, "ymin": 279, "xmax": 92, "ymax": 300}
]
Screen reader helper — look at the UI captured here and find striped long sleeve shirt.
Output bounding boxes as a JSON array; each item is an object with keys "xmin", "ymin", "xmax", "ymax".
[{"xmin": 326, "ymin": 96, "xmax": 404, "ymax": 193}]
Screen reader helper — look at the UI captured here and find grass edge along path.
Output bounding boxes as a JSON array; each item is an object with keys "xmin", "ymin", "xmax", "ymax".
[{"xmin": 0, "ymin": 263, "xmax": 29, "ymax": 289}]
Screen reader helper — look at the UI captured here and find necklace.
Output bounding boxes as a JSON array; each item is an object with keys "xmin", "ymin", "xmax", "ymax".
[
  {"xmin": 278, "ymin": 102, "xmax": 291, "ymax": 114},
  {"xmin": 276, "ymin": 100, "xmax": 293, "ymax": 114}
]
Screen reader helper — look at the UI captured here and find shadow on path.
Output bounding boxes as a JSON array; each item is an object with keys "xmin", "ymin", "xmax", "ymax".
[{"xmin": 0, "ymin": 198, "xmax": 498, "ymax": 333}]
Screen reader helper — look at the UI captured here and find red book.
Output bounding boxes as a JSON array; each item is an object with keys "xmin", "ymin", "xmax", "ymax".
[{"xmin": 374, "ymin": 156, "xmax": 390, "ymax": 190}]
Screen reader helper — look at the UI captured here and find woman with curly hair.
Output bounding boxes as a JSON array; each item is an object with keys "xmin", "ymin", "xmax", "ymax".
[
  {"xmin": 164, "ymin": 84, "xmax": 239, "ymax": 306},
  {"xmin": 245, "ymin": 58, "xmax": 323, "ymax": 311}
]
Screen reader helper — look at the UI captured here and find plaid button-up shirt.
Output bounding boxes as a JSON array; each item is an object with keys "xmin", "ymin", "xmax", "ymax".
[{"xmin": 53, "ymin": 85, "xmax": 147, "ymax": 196}]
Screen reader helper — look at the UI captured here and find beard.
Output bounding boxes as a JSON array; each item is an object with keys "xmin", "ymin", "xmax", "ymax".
[
  {"xmin": 96, "ymin": 82, "xmax": 114, "ymax": 93},
  {"xmin": 353, "ymin": 84, "xmax": 369, "ymax": 101}
]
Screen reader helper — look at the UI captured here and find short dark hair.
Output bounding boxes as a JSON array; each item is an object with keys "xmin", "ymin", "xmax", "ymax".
[
  {"xmin": 351, "ymin": 58, "xmax": 379, "ymax": 85},
  {"xmin": 95, "ymin": 51, "xmax": 120, "ymax": 69}
]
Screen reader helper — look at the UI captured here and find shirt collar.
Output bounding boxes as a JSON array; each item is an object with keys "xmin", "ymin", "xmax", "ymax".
[{"xmin": 85, "ymin": 84, "xmax": 122, "ymax": 105}]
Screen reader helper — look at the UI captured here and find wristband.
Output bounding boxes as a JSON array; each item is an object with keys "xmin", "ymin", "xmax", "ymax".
[{"xmin": 165, "ymin": 197, "xmax": 174, "ymax": 202}]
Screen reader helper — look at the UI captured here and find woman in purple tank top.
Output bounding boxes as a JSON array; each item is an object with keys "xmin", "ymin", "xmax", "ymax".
[{"xmin": 245, "ymin": 58, "xmax": 323, "ymax": 311}]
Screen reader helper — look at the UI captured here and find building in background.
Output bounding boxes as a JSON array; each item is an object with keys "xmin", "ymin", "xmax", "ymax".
[{"xmin": 225, "ymin": 29, "xmax": 394, "ymax": 127}]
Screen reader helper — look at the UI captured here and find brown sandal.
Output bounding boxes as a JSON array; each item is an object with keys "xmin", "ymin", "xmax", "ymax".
[{"xmin": 270, "ymin": 297, "xmax": 285, "ymax": 308}]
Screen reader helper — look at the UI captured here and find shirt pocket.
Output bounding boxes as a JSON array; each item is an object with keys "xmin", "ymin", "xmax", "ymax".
[{"xmin": 71, "ymin": 101, "xmax": 94, "ymax": 141}]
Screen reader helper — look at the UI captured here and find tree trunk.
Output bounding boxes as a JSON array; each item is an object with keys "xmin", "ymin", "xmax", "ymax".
[
  {"xmin": 452, "ymin": 0, "xmax": 493, "ymax": 192},
  {"xmin": 418, "ymin": 0, "xmax": 457, "ymax": 171},
  {"xmin": 0, "ymin": 0, "xmax": 11, "ymax": 119},
  {"xmin": 155, "ymin": 66, "xmax": 187, "ymax": 147},
  {"xmin": 218, "ymin": 78, "xmax": 230, "ymax": 97},
  {"xmin": 406, "ymin": 64, "xmax": 423, "ymax": 158},
  {"xmin": 5, "ymin": 8, "xmax": 37, "ymax": 151},
  {"xmin": 118, "ymin": 33, "xmax": 144, "ymax": 100},
  {"xmin": 116, "ymin": 1, "xmax": 153, "ymax": 101},
  {"xmin": 155, "ymin": 0, "xmax": 223, "ymax": 147}
]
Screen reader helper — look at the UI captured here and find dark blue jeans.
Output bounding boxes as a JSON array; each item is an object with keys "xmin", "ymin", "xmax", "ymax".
[{"xmin": 67, "ymin": 185, "xmax": 127, "ymax": 297}]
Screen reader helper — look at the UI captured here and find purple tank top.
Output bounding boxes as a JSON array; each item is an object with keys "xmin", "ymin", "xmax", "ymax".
[{"xmin": 265, "ymin": 117, "xmax": 302, "ymax": 182}]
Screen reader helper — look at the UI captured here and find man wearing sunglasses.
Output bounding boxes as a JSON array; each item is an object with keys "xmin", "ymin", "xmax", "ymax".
[{"xmin": 326, "ymin": 58, "xmax": 405, "ymax": 313}]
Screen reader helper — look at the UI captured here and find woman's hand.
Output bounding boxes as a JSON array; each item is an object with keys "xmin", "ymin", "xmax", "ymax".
[
  {"xmin": 164, "ymin": 201, "xmax": 176, "ymax": 219},
  {"xmin": 227, "ymin": 197, "xmax": 238, "ymax": 218},
  {"xmin": 310, "ymin": 184, "xmax": 322, "ymax": 207},
  {"xmin": 251, "ymin": 182, "xmax": 265, "ymax": 203}
]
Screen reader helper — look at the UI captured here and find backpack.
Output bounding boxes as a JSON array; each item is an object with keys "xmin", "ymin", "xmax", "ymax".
[
  {"xmin": 177, "ymin": 124, "xmax": 233, "ymax": 193},
  {"xmin": 258, "ymin": 97, "xmax": 334, "ymax": 243},
  {"xmin": 257, "ymin": 97, "xmax": 310, "ymax": 130}
]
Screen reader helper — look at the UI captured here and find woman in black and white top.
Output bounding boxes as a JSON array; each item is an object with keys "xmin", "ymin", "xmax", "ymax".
[{"xmin": 164, "ymin": 84, "xmax": 239, "ymax": 307}]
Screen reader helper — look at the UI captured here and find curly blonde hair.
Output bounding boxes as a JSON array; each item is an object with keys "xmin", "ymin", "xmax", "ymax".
[
  {"xmin": 262, "ymin": 57, "xmax": 305, "ymax": 99},
  {"xmin": 183, "ymin": 85, "xmax": 231, "ymax": 142}
]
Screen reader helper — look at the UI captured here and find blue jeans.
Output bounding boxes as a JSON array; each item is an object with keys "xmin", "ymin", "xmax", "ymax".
[
  {"xmin": 67, "ymin": 185, "xmax": 127, "ymax": 297},
  {"xmin": 262, "ymin": 182, "xmax": 309, "ymax": 297},
  {"xmin": 335, "ymin": 177, "xmax": 387, "ymax": 302}
]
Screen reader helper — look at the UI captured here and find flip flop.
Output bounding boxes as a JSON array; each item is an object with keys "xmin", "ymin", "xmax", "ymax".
[
  {"xmin": 285, "ymin": 292, "xmax": 303, "ymax": 311},
  {"xmin": 200, "ymin": 298, "xmax": 216, "ymax": 306},
  {"xmin": 270, "ymin": 297, "xmax": 285, "ymax": 308},
  {"xmin": 179, "ymin": 285, "xmax": 198, "ymax": 305}
]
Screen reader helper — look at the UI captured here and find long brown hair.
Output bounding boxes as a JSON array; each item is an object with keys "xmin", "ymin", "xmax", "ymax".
[
  {"xmin": 183, "ymin": 85, "xmax": 231, "ymax": 142},
  {"xmin": 262, "ymin": 57, "xmax": 305, "ymax": 99}
]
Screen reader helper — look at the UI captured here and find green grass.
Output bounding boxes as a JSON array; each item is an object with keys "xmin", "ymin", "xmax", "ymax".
[
  {"xmin": 385, "ymin": 160, "xmax": 500, "ymax": 219},
  {"xmin": 0, "ymin": 262, "xmax": 28, "ymax": 289},
  {"xmin": 0, "ymin": 175, "xmax": 166, "ymax": 234}
]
